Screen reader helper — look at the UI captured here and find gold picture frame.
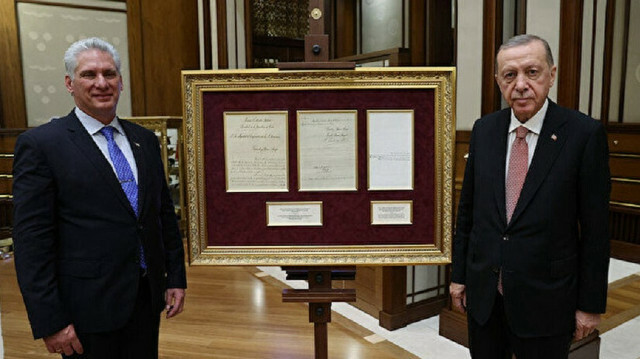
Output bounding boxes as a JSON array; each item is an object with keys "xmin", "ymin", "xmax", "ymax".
[{"xmin": 182, "ymin": 67, "xmax": 456, "ymax": 265}]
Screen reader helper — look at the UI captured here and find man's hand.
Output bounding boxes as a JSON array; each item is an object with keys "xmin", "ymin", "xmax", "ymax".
[
  {"xmin": 449, "ymin": 282, "xmax": 467, "ymax": 313},
  {"xmin": 165, "ymin": 288, "xmax": 186, "ymax": 319},
  {"xmin": 43, "ymin": 324, "xmax": 83, "ymax": 356},
  {"xmin": 574, "ymin": 310, "xmax": 600, "ymax": 341}
]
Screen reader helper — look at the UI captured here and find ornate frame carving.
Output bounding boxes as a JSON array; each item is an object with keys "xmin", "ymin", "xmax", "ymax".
[{"xmin": 182, "ymin": 67, "xmax": 456, "ymax": 265}]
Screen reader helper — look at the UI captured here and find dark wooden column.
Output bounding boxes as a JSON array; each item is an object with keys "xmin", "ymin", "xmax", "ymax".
[
  {"xmin": 481, "ymin": 0, "xmax": 503, "ymax": 116},
  {"xmin": 0, "ymin": 0, "xmax": 27, "ymax": 128},
  {"xmin": 557, "ymin": 0, "xmax": 584, "ymax": 110}
]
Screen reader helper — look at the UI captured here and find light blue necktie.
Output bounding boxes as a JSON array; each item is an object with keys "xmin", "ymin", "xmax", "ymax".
[{"xmin": 100, "ymin": 126, "xmax": 146, "ymax": 270}]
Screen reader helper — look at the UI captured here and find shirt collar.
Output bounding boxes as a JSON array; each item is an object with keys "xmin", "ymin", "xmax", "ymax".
[
  {"xmin": 74, "ymin": 107, "xmax": 124, "ymax": 136},
  {"xmin": 508, "ymin": 98, "xmax": 548, "ymax": 135}
]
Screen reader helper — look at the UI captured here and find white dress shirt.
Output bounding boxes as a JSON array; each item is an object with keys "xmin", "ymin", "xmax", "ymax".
[
  {"xmin": 74, "ymin": 107, "xmax": 139, "ymax": 183},
  {"xmin": 504, "ymin": 99, "xmax": 549, "ymax": 182}
]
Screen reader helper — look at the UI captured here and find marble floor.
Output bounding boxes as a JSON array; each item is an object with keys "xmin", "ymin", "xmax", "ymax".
[{"xmin": 259, "ymin": 258, "xmax": 640, "ymax": 359}]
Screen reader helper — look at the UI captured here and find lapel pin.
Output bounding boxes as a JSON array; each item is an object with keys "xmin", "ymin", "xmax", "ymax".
[
  {"xmin": 551, "ymin": 134, "xmax": 557, "ymax": 141},
  {"xmin": 134, "ymin": 142, "xmax": 141, "ymax": 147}
]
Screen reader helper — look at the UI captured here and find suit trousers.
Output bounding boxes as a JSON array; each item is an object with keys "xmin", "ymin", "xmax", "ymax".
[
  {"xmin": 467, "ymin": 292, "xmax": 573, "ymax": 359},
  {"xmin": 63, "ymin": 274, "xmax": 161, "ymax": 359}
]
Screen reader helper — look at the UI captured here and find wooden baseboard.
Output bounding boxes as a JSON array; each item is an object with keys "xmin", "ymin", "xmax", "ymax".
[
  {"xmin": 439, "ymin": 308, "xmax": 601, "ymax": 358},
  {"xmin": 610, "ymin": 239, "xmax": 640, "ymax": 264},
  {"xmin": 379, "ymin": 296, "xmax": 447, "ymax": 331}
]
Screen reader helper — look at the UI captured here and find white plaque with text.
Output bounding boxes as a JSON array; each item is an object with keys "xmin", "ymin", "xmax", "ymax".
[
  {"xmin": 367, "ymin": 110, "xmax": 414, "ymax": 190},
  {"xmin": 297, "ymin": 110, "xmax": 358, "ymax": 191},
  {"xmin": 224, "ymin": 111, "xmax": 289, "ymax": 192},
  {"xmin": 371, "ymin": 201, "xmax": 413, "ymax": 225},
  {"xmin": 266, "ymin": 202, "xmax": 323, "ymax": 226}
]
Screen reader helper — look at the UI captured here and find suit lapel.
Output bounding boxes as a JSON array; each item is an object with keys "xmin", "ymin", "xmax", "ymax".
[
  {"xmin": 508, "ymin": 101, "xmax": 569, "ymax": 226},
  {"xmin": 64, "ymin": 112, "xmax": 138, "ymax": 218},
  {"xmin": 492, "ymin": 110, "xmax": 511, "ymax": 227}
]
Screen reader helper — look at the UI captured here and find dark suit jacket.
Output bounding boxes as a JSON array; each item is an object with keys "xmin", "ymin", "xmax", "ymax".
[
  {"xmin": 451, "ymin": 100, "xmax": 610, "ymax": 337},
  {"xmin": 12, "ymin": 110, "xmax": 187, "ymax": 339}
]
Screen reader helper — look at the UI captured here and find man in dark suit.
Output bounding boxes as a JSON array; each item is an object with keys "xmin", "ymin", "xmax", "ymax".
[
  {"xmin": 12, "ymin": 37, "xmax": 186, "ymax": 358},
  {"xmin": 450, "ymin": 34, "xmax": 610, "ymax": 358}
]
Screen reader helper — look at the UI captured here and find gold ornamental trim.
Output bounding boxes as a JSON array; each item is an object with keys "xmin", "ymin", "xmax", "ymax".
[{"xmin": 182, "ymin": 67, "xmax": 456, "ymax": 265}]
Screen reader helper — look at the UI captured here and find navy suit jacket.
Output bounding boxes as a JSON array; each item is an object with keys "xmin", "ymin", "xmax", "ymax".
[
  {"xmin": 13, "ymin": 110, "xmax": 187, "ymax": 339},
  {"xmin": 451, "ymin": 100, "xmax": 611, "ymax": 337}
]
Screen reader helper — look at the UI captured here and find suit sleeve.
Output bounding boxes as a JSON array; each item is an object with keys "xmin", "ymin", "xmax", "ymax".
[
  {"xmin": 12, "ymin": 132, "xmax": 71, "ymax": 339},
  {"xmin": 150, "ymin": 134, "xmax": 186, "ymax": 289},
  {"xmin": 576, "ymin": 121, "xmax": 611, "ymax": 313},
  {"xmin": 451, "ymin": 121, "xmax": 478, "ymax": 284}
]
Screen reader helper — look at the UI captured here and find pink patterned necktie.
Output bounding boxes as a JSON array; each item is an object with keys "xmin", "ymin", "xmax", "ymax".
[
  {"xmin": 499, "ymin": 125, "xmax": 529, "ymax": 295},
  {"xmin": 505, "ymin": 125, "xmax": 529, "ymax": 223}
]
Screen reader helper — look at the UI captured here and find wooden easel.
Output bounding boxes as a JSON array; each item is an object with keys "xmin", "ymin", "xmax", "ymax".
[
  {"xmin": 277, "ymin": 2, "xmax": 357, "ymax": 358},
  {"xmin": 281, "ymin": 266, "xmax": 356, "ymax": 359},
  {"xmin": 277, "ymin": 0, "xmax": 355, "ymax": 70}
]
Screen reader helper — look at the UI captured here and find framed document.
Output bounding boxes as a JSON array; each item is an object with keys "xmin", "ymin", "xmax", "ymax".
[
  {"xmin": 297, "ymin": 110, "xmax": 357, "ymax": 191},
  {"xmin": 267, "ymin": 202, "xmax": 323, "ymax": 227},
  {"xmin": 368, "ymin": 110, "xmax": 414, "ymax": 190},
  {"xmin": 371, "ymin": 200, "xmax": 413, "ymax": 225},
  {"xmin": 223, "ymin": 111, "xmax": 289, "ymax": 192},
  {"xmin": 183, "ymin": 67, "xmax": 456, "ymax": 265}
]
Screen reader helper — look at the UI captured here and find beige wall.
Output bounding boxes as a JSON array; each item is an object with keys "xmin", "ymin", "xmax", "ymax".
[
  {"xmin": 526, "ymin": 0, "xmax": 560, "ymax": 102},
  {"xmin": 16, "ymin": 1, "xmax": 132, "ymax": 127},
  {"xmin": 455, "ymin": 1, "xmax": 484, "ymax": 130}
]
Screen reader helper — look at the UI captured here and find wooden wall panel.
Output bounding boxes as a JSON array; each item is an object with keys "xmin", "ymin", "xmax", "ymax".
[
  {"xmin": 409, "ymin": 0, "xmax": 426, "ymax": 65},
  {"xmin": 126, "ymin": 0, "xmax": 146, "ymax": 115},
  {"xmin": 481, "ymin": 0, "xmax": 503, "ymax": 116},
  {"xmin": 0, "ymin": 0, "xmax": 27, "ymax": 128},
  {"xmin": 135, "ymin": 0, "xmax": 200, "ymax": 116},
  {"xmin": 333, "ymin": 0, "xmax": 357, "ymax": 58},
  {"xmin": 557, "ymin": 0, "xmax": 584, "ymax": 109},
  {"xmin": 611, "ymin": 181, "xmax": 640, "ymax": 205},
  {"xmin": 610, "ymin": 156, "xmax": 640, "ymax": 179},
  {"xmin": 425, "ymin": 0, "xmax": 454, "ymax": 66},
  {"xmin": 608, "ymin": 132, "xmax": 640, "ymax": 153},
  {"xmin": 334, "ymin": 266, "xmax": 383, "ymax": 319}
]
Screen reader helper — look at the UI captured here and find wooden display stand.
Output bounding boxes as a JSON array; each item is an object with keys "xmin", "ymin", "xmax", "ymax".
[
  {"xmin": 282, "ymin": 267, "xmax": 356, "ymax": 359},
  {"xmin": 277, "ymin": 0, "xmax": 354, "ymax": 71},
  {"xmin": 278, "ymin": 3, "xmax": 357, "ymax": 358}
]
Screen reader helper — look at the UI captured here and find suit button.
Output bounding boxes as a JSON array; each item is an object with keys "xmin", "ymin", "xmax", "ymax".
[
  {"xmin": 138, "ymin": 225, "xmax": 144, "ymax": 231},
  {"xmin": 503, "ymin": 235, "xmax": 509, "ymax": 241}
]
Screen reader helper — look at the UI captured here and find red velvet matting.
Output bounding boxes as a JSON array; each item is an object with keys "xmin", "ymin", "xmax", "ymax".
[{"xmin": 202, "ymin": 89, "xmax": 435, "ymax": 246}]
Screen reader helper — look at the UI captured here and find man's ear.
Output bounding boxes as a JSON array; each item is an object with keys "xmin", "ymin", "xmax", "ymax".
[{"xmin": 64, "ymin": 75, "xmax": 73, "ymax": 94}]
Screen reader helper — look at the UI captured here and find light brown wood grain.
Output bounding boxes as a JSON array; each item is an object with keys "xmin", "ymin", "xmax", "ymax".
[{"xmin": 0, "ymin": 260, "xmax": 418, "ymax": 358}]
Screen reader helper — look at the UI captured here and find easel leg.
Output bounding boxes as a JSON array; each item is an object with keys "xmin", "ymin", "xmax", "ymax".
[{"xmin": 314, "ymin": 322, "xmax": 328, "ymax": 359}]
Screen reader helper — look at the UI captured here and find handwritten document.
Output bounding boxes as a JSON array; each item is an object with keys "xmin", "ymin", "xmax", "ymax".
[
  {"xmin": 224, "ymin": 111, "xmax": 289, "ymax": 192},
  {"xmin": 368, "ymin": 110, "xmax": 414, "ymax": 190},
  {"xmin": 297, "ymin": 110, "xmax": 357, "ymax": 191}
]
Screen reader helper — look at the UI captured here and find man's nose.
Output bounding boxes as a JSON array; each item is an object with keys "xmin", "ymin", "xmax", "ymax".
[
  {"xmin": 514, "ymin": 73, "xmax": 528, "ymax": 92},
  {"xmin": 94, "ymin": 75, "xmax": 108, "ymax": 87}
]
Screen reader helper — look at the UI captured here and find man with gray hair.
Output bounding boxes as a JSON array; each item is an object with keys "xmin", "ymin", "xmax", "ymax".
[
  {"xmin": 450, "ymin": 34, "xmax": 610, "ymax": 358},
  {"xmin": 13, "ymin": 37, "xmax": 186, "ymax": 358}
]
